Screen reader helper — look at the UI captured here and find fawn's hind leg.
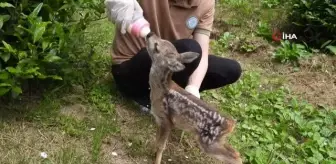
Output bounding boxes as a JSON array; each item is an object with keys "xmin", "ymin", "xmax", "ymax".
[
  {"xmin": 154, "ymin": 120, "xmax": 172, "ymax": 164},
  {"xmin": 197, "ymin": 137, "xmax": 242, "ymax": 164}
]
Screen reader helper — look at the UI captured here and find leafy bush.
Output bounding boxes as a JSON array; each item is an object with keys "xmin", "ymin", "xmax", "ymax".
[
  {"xmin": 261, "ymin": 0, "xmax": 283, "ymax": 8},
  {"xmin": 256, "ymin": 21, "xmax": 273, "ymax": 41},
  {"xmin": 217, "ymin": 32, "xmax": 235, "ymax": 50},
  {"xmin": 272, "ymin": 40, "xmax": 312, "ymax": 65},
  {"xmin": 0, "ymin": 1, "xmax": 105, "ymax": 97},
  {"xmin": 286, "ymin": 0, "xmax": 336, "ymax": 51}
]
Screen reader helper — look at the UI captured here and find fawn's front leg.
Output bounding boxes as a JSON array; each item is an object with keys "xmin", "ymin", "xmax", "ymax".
[{"xmin": 154, "ymin": 120, "xmax": 172, "ymax": 164}]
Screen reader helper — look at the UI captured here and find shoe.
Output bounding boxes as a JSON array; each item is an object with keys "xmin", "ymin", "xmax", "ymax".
[
  {"xmin": 139, "ymin": 104, "xmax": 151, "ymax": 113},
  {"xmin": 132, "ymin": 97, "xmax": 151, "ymax": 113}
]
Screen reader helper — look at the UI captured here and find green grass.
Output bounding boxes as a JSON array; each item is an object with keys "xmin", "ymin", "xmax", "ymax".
[
  {"xmin": 202, "ymin": 71, "xmax": 336, "ymax": 163},
  {"xmin": 0, "ymin": 1, "xmax": 335, "ymax": 164}
]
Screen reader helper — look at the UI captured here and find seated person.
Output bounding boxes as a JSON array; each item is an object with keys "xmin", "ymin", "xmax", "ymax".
[{"xmin": 105, "ymin": 0, "xmax": 242, "ymax": 112}]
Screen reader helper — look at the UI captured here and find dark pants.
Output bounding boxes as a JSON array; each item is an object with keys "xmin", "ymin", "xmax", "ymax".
[{"xmin": 111, "ymin": 39, "xmax": 242, "ymax": 108}]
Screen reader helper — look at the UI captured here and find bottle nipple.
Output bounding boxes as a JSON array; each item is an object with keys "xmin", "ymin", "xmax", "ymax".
[{"xmin": 139, "ymin": 26, "xmax": 151, "ymax": 38}]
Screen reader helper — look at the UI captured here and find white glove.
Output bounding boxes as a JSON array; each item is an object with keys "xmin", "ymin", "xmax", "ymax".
[
  {"xmin": 104, "ymin": 0, "xmax": 145, "ymax": 34},
  {"xmin": 185, "ymin": 85, "xmax": 200, "ymax": 99}
]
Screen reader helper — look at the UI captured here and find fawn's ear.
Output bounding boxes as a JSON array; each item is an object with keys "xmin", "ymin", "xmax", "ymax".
[
  {"xmin": 168, "ymin": 59, "xmax": 185, "ymax": 72},
  {"xmin": 180, "ymin": 52, "xmax": 200, "ymax": 63}
]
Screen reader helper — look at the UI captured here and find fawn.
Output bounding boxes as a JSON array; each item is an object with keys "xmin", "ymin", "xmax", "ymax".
[{"xmin": 145, "ymin": 32, "xmax": 242, "ymax": 164}]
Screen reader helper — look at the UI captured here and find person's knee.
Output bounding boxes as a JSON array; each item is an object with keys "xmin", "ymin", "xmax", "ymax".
[
  {"xmin": 172, "ymin": 39, "xmax": 202, "ymax": 56},
  {"xmin": 209, "ymin": 56, "xmax": 242, "ymax": 85},
  {"xmin": 227, "ymin": 59, "xmax": 242, "ymax": 84}
]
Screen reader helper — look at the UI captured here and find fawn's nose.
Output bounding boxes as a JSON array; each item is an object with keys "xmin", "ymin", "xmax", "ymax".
[{"xmin": 146, "ymin": 32, "xmax": 155, "ymax": 40}]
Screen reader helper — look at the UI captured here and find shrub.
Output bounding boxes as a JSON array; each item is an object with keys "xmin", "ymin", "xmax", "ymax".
[
  {"xmin": 261, "ymin": 0, "xmax": 286, "ymax": 8},
  {"xmin": 0, "ymin": 1, "xmax": 105, "ymax": 97},
  {"xmin": 256, "ymin": 21, "xmax": 273, "ymax": 41},
  {"xmin": 286, "ymin": 0, "xmax": 336, "ymax": 51},
  {"xmin": 272, "ymin": 40, "xmax": 312, "ymax": 66}
]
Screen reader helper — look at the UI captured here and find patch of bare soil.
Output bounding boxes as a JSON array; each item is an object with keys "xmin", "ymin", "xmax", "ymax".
[
  {"xmin": 60, "ymin": 103, "xmax": 90, "ymax": 121},
  {"xmin": 286, "ymin": 71, "xmax": 336, "ymax": 107},
  {"xmin": 100, "ymin": 136, "xmax": 144, "ymax": 164},
  {"xmin": 111, "ymin": 103, "xmax": 223, "ymax": 164},
  {"xmin": 230, "ymin": 48, "xmax": 336, "ymax": 107},
  {"xmin": 104, "ymin": 103, "xmax": 154, "ymax": 164}
]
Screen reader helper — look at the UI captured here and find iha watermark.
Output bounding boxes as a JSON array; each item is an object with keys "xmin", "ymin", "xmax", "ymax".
[{"xmin": 272, "ymin": 29, "xmax": 297, "ymax": 42}]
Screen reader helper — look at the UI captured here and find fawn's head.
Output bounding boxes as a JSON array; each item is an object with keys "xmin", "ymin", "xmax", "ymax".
[{"xmin": 145, "ymin": 32, "xmax": 199, "ymax": 72}]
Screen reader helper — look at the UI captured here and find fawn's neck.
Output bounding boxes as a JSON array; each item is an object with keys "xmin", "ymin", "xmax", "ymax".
[{"xmin": 149, "ymin": 66, "xmax": 173, "ymax": 97}]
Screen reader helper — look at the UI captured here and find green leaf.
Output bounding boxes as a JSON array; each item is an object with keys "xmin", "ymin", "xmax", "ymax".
[
  {"xmin": 2, "ymin": 41, "xmax": 15, "ymax": 53},
  {"xmin": 55, "ymin": 23, "xmax": 65, "ymax": 48},
  {"xmin": 0, "ymin": 71, "xmax": 9, "ymax": 80},
  {"xmin": 0, "ymin": 15, "xmax": 11, "ymax": 29},
  {"xmin": 44, "ymin": 54, "xmax": 62, "ymax": 63},
  {"xmin": 25, "ymin": 67, "xmax": 40, "ymax": 74},
  {"xmin": 326, "ymin": 45, "xmax": 336, "ymax": 55},
  {"xmin": 211, "ymin": 92, "xmax": 221, "ymax": 100},
  {"xmin": 55, "ymin": 22, "xmax": 65, "ymax": 38},
  {"xmin": 321, "ymin": 40, "xmax": 332, "ymax": 48},
  {"xmin": 0, "ymin": 15, "xmax": 10, "ymax": 22},
  {"xmin": 29, "ymin": 3, "xmax": 43, "ymax": 18},
  {"xmin": 0, "ymin": 83, "xmax": 11, "ymax": 87},
  {"xmin": 327, "ymin": 150, "xmax": 336, "ymax": 158},
  {"xmin": 0, "ymin": 87, "xmax": 10, "ymax": 96},
  {"xmin": 48, "ymin": 75, "xmax": 63, "ymax": 80},
  {"xmin": 0, "ymin": 2, "xmax": 15, "ymax": 8},
  {"xmin": 274, "ymin": 104, "xmax": 284, "ymax": 110},
  {"xmin": 296, "ymin": 44, "xmax": 306, "ymax": 49},
  {"xmin": 37, "ymin": 74, "xmax": 47, "ymax": 79},
  {"xmin": 12, "ymin": 86, "xmax": 22, "ymax": 94},
  {"xmin": 58, "ymin": 4, "xmax": 72, "ymax": 11},
  {"xmin": 42, "ymin": 41, "xmax": 49, "ymax": 51},
  {"xmin": 18, "ymin": 51, "xmax": 28, "ymax": 60},
  {"xmin": 311, "ymin": 149, "xmax": 324, "ymax": 162},
  {"xmin": 0, "ymin": 52, "xmax": 10, "ymax": 62},
  {"xmin": 33, "ymin": 23, "xmax": 48, "ymax": 43},
  {"xmin": 17, "ymin": 25, "xmax": 32, "ymax": 34},
  {"xmin": 6, "ymin": 67, "xmax": 20, "ymax": 74}
]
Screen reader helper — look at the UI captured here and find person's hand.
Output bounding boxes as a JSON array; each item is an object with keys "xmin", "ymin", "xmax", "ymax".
[
  {"xmin": 104, "ymin": 0, "xmax": 144, "ymax": 34},
  {"xmin": 185, "ymin": 85, "xmax": 200, "ymax": 99}
]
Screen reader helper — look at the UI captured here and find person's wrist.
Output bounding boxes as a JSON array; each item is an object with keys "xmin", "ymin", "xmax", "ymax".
[{"xmin": 185, "ymin": 85, "xmax": 200, "ymax": 98}]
